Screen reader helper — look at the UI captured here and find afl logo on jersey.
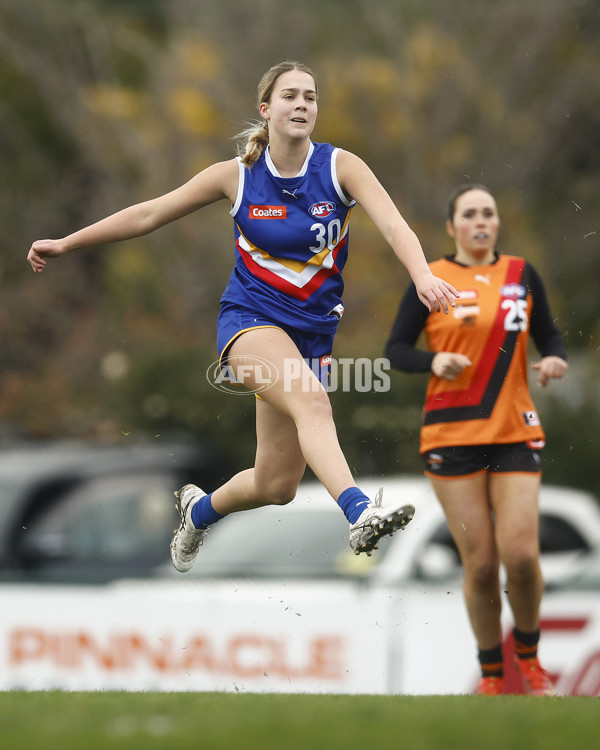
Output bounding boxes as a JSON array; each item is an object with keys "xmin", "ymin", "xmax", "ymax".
[
  {"xmin": 309, "ymin": 201, "xmax": 336, "ymax": 218},
  {"xmin": 501, "ymin": 283, "xmax": 526, "ymax": 299}
]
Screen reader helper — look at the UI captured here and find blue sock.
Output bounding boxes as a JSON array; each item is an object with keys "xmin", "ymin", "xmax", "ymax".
[
  {"xmin": 337, "ymin": 487, "xmax": 371, "ymax": 524},
  {"xmin": 190, "ymin": 492, "xmax": 225, "ymax": 530}
]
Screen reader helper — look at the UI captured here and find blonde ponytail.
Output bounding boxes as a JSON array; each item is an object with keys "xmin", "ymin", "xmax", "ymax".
[{"xmin": 234, "ymin": 120, "xmax": 270, "ymax": 167}]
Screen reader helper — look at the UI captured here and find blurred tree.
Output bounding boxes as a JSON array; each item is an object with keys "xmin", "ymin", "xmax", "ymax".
[{"xmin": 0, "ymin": 0, "xmax": 598, "ymax": 496}]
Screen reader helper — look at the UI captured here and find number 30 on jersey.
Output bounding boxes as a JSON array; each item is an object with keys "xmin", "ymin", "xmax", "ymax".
[{"xmin": 309, "ymin": 219, "xmax": 342, "ymax": 254}]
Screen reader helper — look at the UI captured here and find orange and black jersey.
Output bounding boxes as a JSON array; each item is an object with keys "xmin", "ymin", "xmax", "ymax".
[{"xmin": 385, "ymin": 254, "xmax": 567, "ymax": 454}]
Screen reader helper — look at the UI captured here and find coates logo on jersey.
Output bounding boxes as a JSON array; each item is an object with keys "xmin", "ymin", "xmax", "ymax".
[
  {"xmin": 501, "ymin": 283, "xmax": 526, "ymax": 300},
  {"xmin": 309, "ymin": 201, "xmax": 336, "ymax": 218},
  {"xmin": 249, "ymin": 205, "xmax": 287, "ymax": 219}
]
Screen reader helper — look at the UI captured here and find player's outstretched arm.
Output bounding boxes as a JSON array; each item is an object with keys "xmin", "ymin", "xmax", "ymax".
[
  {"xmin": 27, "ymin": 159, "xmax": 239, "ymax": 272},
  {"xmin": 336, "ymin": 149, "xmax": 457, "ymax": 313}
]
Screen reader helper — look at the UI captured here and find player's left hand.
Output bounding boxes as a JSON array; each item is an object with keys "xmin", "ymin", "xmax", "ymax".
[
  {"xmin": 415, "ymin": 273, "xmax": 458, "ymax": 314},
  {"xmin": 531, "ymin": 356, "xmax": 568, "ymax": 387}
]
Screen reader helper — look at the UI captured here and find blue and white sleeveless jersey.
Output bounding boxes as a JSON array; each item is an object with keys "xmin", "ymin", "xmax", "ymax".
[{"xmin": 221, "ymin": 141, "xmax": 356, "ymax": 333}]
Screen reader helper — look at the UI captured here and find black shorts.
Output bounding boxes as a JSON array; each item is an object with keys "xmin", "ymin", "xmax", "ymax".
[{"xmin": 423, "ymin": 441, "xmax": 542, "ymax": 478}]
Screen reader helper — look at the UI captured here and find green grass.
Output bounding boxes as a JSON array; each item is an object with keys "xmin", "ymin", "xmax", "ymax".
[{"xmin": 0, "ymin": 692, "xmax": 597, "ymax": 750}]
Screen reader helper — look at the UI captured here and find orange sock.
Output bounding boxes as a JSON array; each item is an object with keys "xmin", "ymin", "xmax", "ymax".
[
  {"xmin": 513, "ymin": 627, "xmax": 540, "ymax": 660},
  {"xmin": 478, "ymin": 644, "xmax": 504, "ymax": 677}
]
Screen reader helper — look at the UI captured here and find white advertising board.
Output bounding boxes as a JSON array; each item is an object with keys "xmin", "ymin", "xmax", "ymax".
[
  {"xmin": 1, "ymin": 581, "xmax": 599, "ymax": 695},
  {"xmin": 0, "ymin": 582, "xmax": 392, "ymax": 693}
]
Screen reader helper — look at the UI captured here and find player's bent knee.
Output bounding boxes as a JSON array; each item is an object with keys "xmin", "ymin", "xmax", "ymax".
[
  {"xmin": 258, "ymin": 479, "xmax": 300, "ymax": 506},
  {"xmin": 298, "ymin": 389, "xmax": 333, "ymax": 423}
]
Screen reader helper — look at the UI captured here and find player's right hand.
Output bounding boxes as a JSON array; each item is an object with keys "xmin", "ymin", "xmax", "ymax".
[
  {"xmin": 432, "ymin": 352, "xmax": 472, "ymax": 380},
  {"xmin": 27, "ymin": 239, "xmax": 68, "ymax": 272}
]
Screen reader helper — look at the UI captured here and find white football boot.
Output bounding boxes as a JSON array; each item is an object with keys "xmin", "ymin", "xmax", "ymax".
[
  {"xmin": 170, "ymin": 484, "xmax": 207, "ymax": 572},
  {"xmin": 349, "ymin": 487, "xmax": 415, "ymax": 555}
]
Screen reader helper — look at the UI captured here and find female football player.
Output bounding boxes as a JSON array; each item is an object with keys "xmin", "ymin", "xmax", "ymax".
[
  {"xmin": 385, "ymin": 184, "xmax": 568, "ymax": 695},
  {"xmin": 28, "ymin": 61, "xmax": 457, "ymax": 573}
]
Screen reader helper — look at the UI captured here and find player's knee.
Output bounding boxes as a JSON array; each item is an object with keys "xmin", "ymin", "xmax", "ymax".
[
  {"xmin": 300, "ymin": 388, "xmax": 333, "ymax": 423},
  {"xmin": 468, "ymin": 560, "xmax": 498, "ymax": 590},
  {"xmin": 505, "ymin": 551, "xmax": 540, "ymax": 584},
  {"xmin": 269, "ymin": 490, "xmax": 297, "ymax": 506},
  {"xmin": 259, "ymin": 477, "xmax": 301, "ymax": 506}
]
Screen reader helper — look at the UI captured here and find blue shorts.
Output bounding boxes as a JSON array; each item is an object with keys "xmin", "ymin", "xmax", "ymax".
[
  {"xmin": 423, "ymin": 441, "xmax": 543, "ymax": 479},
  {"xmin": 217, "ymin": 302, "xmax": 335, "ymax": 385}
]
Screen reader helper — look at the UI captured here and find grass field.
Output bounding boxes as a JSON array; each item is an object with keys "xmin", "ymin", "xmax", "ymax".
[{"xmin": 0, "ymin": 692, "xmax": 597, "ymax": 749}]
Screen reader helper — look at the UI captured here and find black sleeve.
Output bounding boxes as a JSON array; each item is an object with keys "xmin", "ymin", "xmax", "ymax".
[
  {"xmin": 526, "ymin": 263, "xmax": 568, "ymax": 360},
  {"xmin": 384, "ymin": 283, "xmax": 435, "ymax": 372}
]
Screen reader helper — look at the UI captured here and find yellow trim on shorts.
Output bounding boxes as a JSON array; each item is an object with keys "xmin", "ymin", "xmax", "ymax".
[
  {"xmin": 218, "ymin": 324, "xmax": 284, "ymax": 373},
  {"xmin": 220, "ymin": 324, "xmax": 284, "ymax": 401}
]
